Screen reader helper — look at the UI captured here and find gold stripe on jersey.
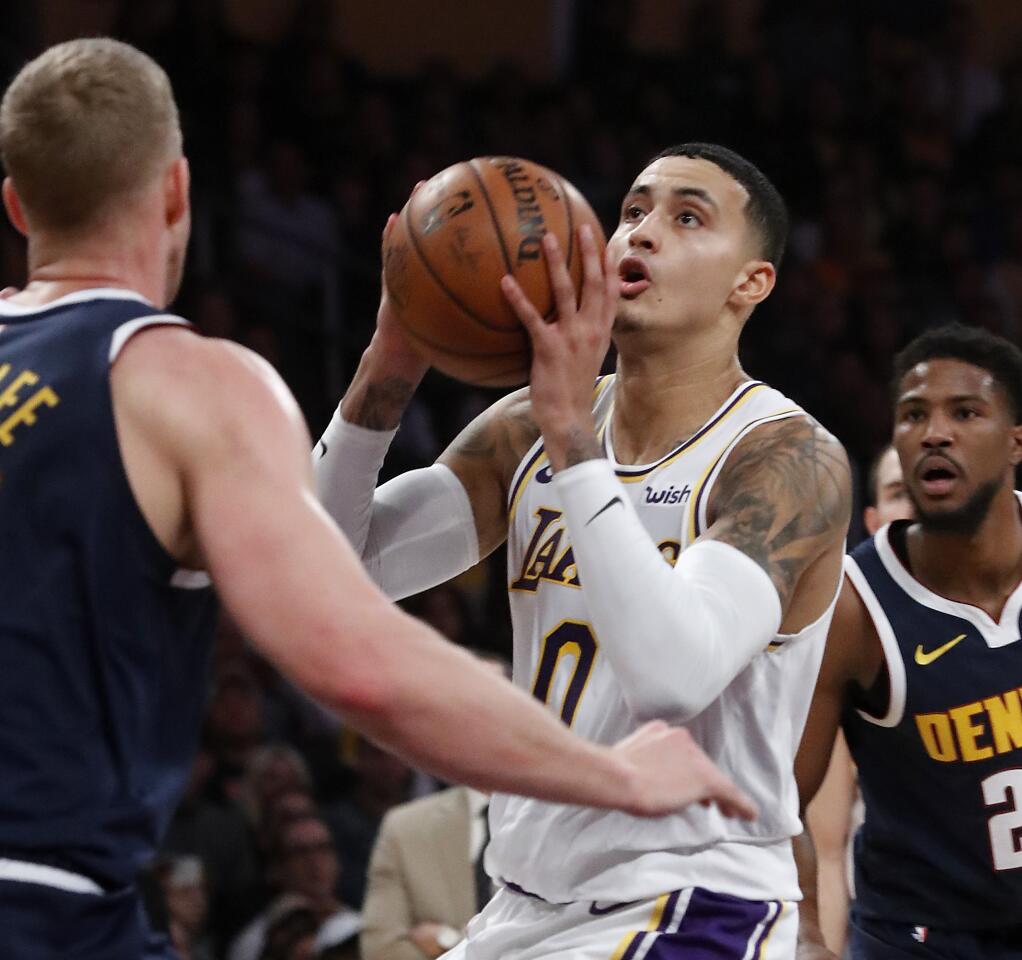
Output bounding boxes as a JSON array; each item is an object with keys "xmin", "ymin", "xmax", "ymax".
[
  {"xmin": 607, "ymin": 893, "xmax": 671, "ymax": 960},
  {"xmin": 606, "ymin": 382, "xmax": 768, "ymax": 484},
  {"xmin": 685, "ymin": 408, "xmax": 804, "ymax": 544},
  {"xmin": 756, "ymin": 902, "xmax": 788, "ymax": 959}
]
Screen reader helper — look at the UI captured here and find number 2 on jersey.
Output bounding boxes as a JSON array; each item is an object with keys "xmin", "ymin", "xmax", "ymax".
[
  {"xmin": 983, "ymin": 769, "xmax": 1022, "ymax": 871},
  {"xmin": 530, "ymin": 621, "xmax": 598, "ymax": 726}
]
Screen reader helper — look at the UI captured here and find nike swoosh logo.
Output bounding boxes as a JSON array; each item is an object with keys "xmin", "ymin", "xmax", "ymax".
[
  {"xmin": 586, "ymin": 496, "xmax": 622, "ymax": 526},
  {"xmin": 316, "ymin": 439, "xmax": 328, "ymax": 458},
  {"xmin": 915, "ymin": 634, "xmax": 966, "ymax": 666}
]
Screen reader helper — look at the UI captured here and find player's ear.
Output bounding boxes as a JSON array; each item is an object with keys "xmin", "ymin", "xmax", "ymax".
[
  {"xmin": 164, "ymin": 156, "xmax": 190, "ymax": 230},
  {"xmin": 1008, "ymin": 420, "xmax": 1022, "ymax": 468},
  {"xmin": 729, "ymin": 260, "xmax": 775, "ymax": 308},
  {"xmin": 2, "ymin": 178, "xmax": 29, "ymax": 237}
]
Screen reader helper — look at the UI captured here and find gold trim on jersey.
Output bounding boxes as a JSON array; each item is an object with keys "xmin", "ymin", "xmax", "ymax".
[
  {"xmin": 607, "ymin": 893, "xmax": 671, "ymax": 960},
  {"xmin": 605, "ymin": 381, "xmax": 768, "ymax": 484}
]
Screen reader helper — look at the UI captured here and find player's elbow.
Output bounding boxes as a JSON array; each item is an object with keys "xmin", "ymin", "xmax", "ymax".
[{"xmin": 620, "ymin": 681, "xmax": 713, "ymax": 726}]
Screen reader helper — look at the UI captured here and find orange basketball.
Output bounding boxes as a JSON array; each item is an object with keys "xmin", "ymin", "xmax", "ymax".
[{"xmin": 383, "ymin": 156, "xmax": 606, "ymax": 387}]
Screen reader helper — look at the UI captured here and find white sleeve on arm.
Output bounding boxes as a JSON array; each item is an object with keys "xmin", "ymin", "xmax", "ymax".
[
  {"xmin": 553, "ymin": 458, "xmax": 781, "ymax": 723},
  {"xmin": 313, "ymin": 409, "xmax": 396, "ymax": 555},
  {"xmin": 313, "ymin": 410, "xmax": 479, "ymax": 600}
]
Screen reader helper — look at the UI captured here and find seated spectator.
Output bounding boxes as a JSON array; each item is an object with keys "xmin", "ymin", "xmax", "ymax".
[
  {"xmin": 260, "ymin": 903, "xmax": 320, "ymax": 960},
  {"xmin": 324, "ymin": 732, "xmax": 414, "ymax": 908},
  {"xmin": 238, "ymin": 742, "xmax": 314, "ymax": 829},
  {"xmin": 361, "ymin": 786, "xmax": 489, "ymax": 960},
  {"xmin": 229, "ymin": 813, "xmax": 358, "ymax": 960},
  {"xmin": 154, "ymin": 855, "xmax": 216, "ymax": 960},
  {"xmin": 316, "ymin": 910, "xmax": 363, "ymax": 959}
]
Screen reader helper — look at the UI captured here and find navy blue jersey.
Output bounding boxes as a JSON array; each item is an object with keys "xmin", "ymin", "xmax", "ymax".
[
  {"xmin": 0, "ymin": 290, "xmax": 216, "ymax": 889},
  {"xmin": 843, "ymin": 514, "xmax": 1022, "ymax": 930}
]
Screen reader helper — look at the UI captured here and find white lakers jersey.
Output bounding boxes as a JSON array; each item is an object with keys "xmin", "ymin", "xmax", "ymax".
[{"xmin": 486, "ymin": 377, "xmax": 837, "ymax": 904}]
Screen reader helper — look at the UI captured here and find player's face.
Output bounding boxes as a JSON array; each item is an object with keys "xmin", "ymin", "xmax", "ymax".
[
  {"xmin": 864, "ymin": 446, "xmax": 914, "ymax": 535},
  {"xmin": 894, "ymin": 359, "xmax": 1022, "ymax": 532},
  {"xmin": 606, "ymin": 156, "xmax": 764, "ymax": 334}
]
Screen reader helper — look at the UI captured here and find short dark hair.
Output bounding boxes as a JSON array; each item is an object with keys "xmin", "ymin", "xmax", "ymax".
[
  {"xmin": 650, "ymin": 142, "xmax": 788, "ymax": 268},
  {"xmin": 891, "ymin": 323, "xmax": 1022, "ymax": 424}
]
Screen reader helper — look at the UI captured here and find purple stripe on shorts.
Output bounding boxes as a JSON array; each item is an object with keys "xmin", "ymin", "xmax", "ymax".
[
  {"xmin": 619, "ymin": 932, "xmax": 646, "ymax": 960},
  {"xmin": 643, "ymin": 887, "xmax": 772, "ymax": 960}
]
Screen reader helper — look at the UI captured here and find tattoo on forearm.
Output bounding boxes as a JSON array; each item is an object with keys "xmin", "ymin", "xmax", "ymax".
[
  {"xmin": 350, "ymin": 377, "xmax": 417, "ymax": 430},
  {"xmin": 709, "ymin": 417, "xmax": 851, "ymax": 606}
]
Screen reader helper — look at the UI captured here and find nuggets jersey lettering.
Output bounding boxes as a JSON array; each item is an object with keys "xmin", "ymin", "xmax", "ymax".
[
  {"xmin": 844, "ymin": 517, "xmax": 1022, "ymax": 929},
  {"xmin": 487, "ymin": 377, "xmax": 835, "ymax": 903},
  {"xmin": 0, "ymin": 290, "xmax": 216, "ymax": 888}
]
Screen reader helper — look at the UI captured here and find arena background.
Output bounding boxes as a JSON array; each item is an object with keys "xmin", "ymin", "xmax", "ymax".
[{"xmin": 2, "ymin": 2, "xmax": 1021, "ymax": 957}]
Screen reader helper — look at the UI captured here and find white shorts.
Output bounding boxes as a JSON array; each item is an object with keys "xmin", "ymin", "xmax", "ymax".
[{"xmin": 443, "ymin": 884, "xmax": 798, "ymax": 960}]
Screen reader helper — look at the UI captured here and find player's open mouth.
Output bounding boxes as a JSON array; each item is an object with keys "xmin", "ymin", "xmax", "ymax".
[
  {"xmin": 917, "ymin": 457, "xmax": 961, "ymax": 496},
  {"xmin": 618, "ymin": 257, "xmax": 651, "ymax": 298}
]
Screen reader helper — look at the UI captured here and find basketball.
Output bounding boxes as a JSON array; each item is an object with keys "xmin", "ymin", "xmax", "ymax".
[{"xmin": 383, "ymin": 156, "xmax": 606, "ymax": 387}]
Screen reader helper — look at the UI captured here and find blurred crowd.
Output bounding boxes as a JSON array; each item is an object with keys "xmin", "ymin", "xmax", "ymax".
[{"xmin": 2, "ymin": 1, "xmax": 1021, "ymax": 957}]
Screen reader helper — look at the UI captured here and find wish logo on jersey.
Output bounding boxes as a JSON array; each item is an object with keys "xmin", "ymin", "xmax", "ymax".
[
  {"xmin": 644, "ymin": 483, "xmax": 691, "ymax": 505},
  {"xmin": 510, "ymin": 506, "xmax": 681, "ymax": 592}
]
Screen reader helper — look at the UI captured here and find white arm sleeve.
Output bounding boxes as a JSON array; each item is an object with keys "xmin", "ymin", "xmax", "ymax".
[
  {"xmin": 313, "ymin": 411, "xmax": 479, "ymax": 600},
  {"xmin": 553, "ymin": 458, "xmax": 782, "ymax": 723},
  {"xmin": 313, "ymin": 409, "xmax": 396, "ymax": 556}
]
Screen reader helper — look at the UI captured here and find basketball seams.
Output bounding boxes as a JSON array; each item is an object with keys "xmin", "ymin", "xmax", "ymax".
[
  {"xmin": 402, "ymin": 189, "xmax": 517, "ymax": 335},
  {"xmin": 468, "ymin": 158, "xmax": 515, "ymax": 277},
  {"xmin": 403, "ymin": 325, "xmax": 528, "ymax": 385},
  {"xmin": 556, "ymin": 173, "xmax": 577, "ymax": 319}
]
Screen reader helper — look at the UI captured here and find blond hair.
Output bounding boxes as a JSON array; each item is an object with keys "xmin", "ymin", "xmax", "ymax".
[{"xmin": 0, "ymin": 38, "xmax": 181, "ymax": 231}]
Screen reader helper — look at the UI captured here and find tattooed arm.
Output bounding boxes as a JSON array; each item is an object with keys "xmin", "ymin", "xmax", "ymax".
[
  {"xmin": 547, "ymin": 416, "xmax": 850, "ymax": 722},
  {"xmin": 702, "ymin": 416, "xmax": 851, "ymax": 631},
  {"xmin": 438, "ymin": 388, "xmax": 542, "ymax": 557}
]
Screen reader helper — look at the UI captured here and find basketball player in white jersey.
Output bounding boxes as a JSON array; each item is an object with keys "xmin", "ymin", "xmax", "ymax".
[{"xmin": 316, "ymin": 143, "xmax": 851, "ymax": 959}]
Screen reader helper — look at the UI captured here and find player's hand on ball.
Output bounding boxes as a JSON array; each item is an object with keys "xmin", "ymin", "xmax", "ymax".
[
  {"xmin": 614, "ymin": 721, "xmax": 758, "ymax": 820},
  {"xmin": 372, "ymin": 209, "xmax": 431, "ymax": 376},
  {"xmin": 501, "ymin": 224, "xmax": 617, "ymax": 471}
]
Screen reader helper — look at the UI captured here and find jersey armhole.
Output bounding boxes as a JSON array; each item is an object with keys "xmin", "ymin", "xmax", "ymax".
[
  {"xmin": 109, "ymin": 314, "xmax": 192, "ymax": 363},
  {"xmin": 108, "ymin": 314, "xmax": 211, "ymax": 590},
  {"xmin": 845, "ymin": 558, "xmax": 906, "ymax": 727}
]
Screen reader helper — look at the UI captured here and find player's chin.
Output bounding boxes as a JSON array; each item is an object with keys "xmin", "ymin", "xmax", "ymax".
[{"xmin": 612, "ymin": 306, "xmax": 646, "ymax": 336}]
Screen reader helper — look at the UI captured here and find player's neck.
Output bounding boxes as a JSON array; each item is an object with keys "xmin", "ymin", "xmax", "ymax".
[
  {"xmin": 610, "ymin": 340, "xmax": 747, "ymax": 464},
  {"xmin": 11, "ymin": 232, "xmax": 165, "ymax": 308},
  {"xmin": 907, "ymin": 487, "xmax": 1022, "ymax": 620}
]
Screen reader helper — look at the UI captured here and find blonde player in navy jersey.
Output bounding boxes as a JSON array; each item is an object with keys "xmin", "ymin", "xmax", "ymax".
[
  {"xmin": 0, "ymin": 43, "xmax": 753, "ymax": 960},
  {"xmin": 316, "ymin": 143, "xmax": 852, "ymax": 959}
]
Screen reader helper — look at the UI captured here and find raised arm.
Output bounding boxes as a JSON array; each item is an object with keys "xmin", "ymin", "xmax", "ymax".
[
  {"xmin": 794, "ymin": 577, "xmax": 881, "ymax": 958},
  {"xmin": 312, "ymin": 217, "xmax": 531, "ymax": 598},
  {"xmin": 111, "ymin": 326, "xmax": 755, "ymax": 818},
  {"xmin": 499, "ymin": 227, "xmax": 852, "ymax": 722}
]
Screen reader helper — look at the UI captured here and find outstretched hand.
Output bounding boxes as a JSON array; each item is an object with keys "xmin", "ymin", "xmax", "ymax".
[
  {"xmin": 614, "ymin": 721, "xmax": 758, "ymax": 821},
  {"xmin": 500, "ymin": 224, "xmax": 618, "ymax": 472}
]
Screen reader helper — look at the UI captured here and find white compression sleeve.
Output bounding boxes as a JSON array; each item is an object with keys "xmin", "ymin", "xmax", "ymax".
[
  {"xmin": 313, "ymin": 409, "xmax": 396, "ymax": 556},
  {"xmin": 313, "ymin": 411, "xmax": 479, "ymax": 601},
  {"xmin": 362, "ymin": 463, "xmax": 479, "ymax": 600},
  {"xmin": 553, "ymin": 458, "xmax": 782, "ymax": 723}
]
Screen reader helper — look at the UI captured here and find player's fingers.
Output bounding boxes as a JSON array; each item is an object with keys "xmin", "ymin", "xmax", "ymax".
[
  {"xmin": 381, "ymin": 212, "xmax": 398, "ymax": 245},
  {"xmin": 602, "ymin": 245, "xmax": 619, "ymax": 320},
  {"xmin": 703, "ymin": 769, "xmax": 758, "ymax": 821},
  {"xmin": 500, "ymin": 274, "xmax": 548, "ymax": 341},
  {"xmin": 411, "ymin": 179, "xmax": 426, "ymax": 196},
  {"xmin": 542, "ymin": 233, "xmax": 576, "ymax": 323},
  {"xmin": 579, "ymin": 224, "xmax": 607, "ymax": 312}
]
